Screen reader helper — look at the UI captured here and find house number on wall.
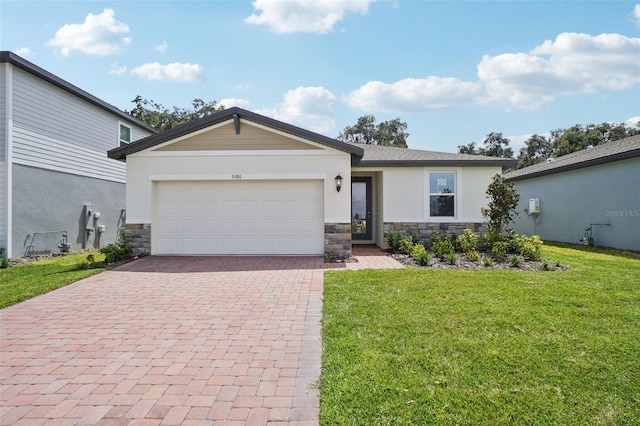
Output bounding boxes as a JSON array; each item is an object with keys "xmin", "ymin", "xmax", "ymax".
[{"xmin": 231, "ymin": 174, "xmax": 242, "ymax": 179}]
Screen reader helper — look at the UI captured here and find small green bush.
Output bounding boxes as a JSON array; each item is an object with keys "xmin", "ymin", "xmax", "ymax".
[
  {"xmin": 398, "ymin": 236, "xmax": 415, "ymax": 255},
  {"xmin": 430, "ymin": 230, "xmax": 446, "ymax": 246},
  {"xmin": 511, "ymin": 255, "xmax": 522, "ymax": 268},
  {"xmin": 432, "ymin": 239, "xmax": 455, "ymax": 259},
  {"xmin": 99, "ymin": 234, "xmax": 133, "ymax": 263},
  {"xmin": 74, "ymin": 261, "xmax": 90, "ymax": 270},
  {"xmin": 483, "ymin": 256, "xmax": 493, "ymax": 267},
  {"xmin": 491, "ymin": 241, "xmax": 509, "ymax": 262},
  {"xmin": 465, "ymin": 249, "xmax": 481, "ymax": 262},
  {"xmin": 386, "ymin": 232, "xmax": 402, "ymax": 252},
  {"xmin": 516, "ymin": 235, "xmax": 543, "ymax": 260},
  {"xmin": 542, "ymin": 260, "xmax": 550, "ymax": 271},
  {"xmin": 0, "ymin": 258, "xmax": 9, "ymax": 269},
  {"xmin": 458, "ymin": 229, "xmax": 479, "ymax": 253},
  {"xmin": 446, "ymin": 253, "xmax": 457, "ymax": 265},
  {"xmin": 411, "ymin": 244, "xmax": 431, "ymax": 266}
]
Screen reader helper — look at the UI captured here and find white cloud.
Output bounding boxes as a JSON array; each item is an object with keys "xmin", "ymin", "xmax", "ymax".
[
  {"xmin": 130, "ymin": 62, "xmax": 204, "ymax": 82},
  {"xmin": 345, "ymin": 77, "xmax": 484, "ymax": 112},
  {"xmin": 109, "ymin": 62, "xmax": 127, "ymax": 76},
  {"xmin": 633, "ymin": 4, "xmax": 640, "ymax": 26},
  {"xmin": 15, "ymin": 47, "xmax": 32, "ymax": 57},
  {"xmin": 47, "ymin": 9, "xmax": 131, "ymax": 57},
  {"xmin": 627, "ymin": 115, "xmax": 640, "ymax": 127},
  {"xmin": 346, "ymin": 32, "xmax": 640, "ymax": 113},
  {"xmin": 258, "ymin": 86, "xmax": 337, "ymax": 133},
  {"xmin": 155, "ymin": 41, "xmax": 168, "ymax": 52},
  {"xmin": 219, "ymin": 98, "xmax": 251, "ymax": 109},
  {"xmin": 246, "ymin": 0, "xmax": 374, "ymax": 34},
  {"xmin": 479, "ymin": 32, "xmax": 640, "ymax": 109}
]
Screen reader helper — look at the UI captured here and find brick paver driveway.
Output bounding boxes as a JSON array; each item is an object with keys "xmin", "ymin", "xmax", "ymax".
[{"xmin": 1, "ymin": 256, "xmax": 324, "ymax": 425}]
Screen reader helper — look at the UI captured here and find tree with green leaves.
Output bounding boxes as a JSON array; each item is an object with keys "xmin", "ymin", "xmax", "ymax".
[
  {"xmin": 128, "ymin": 96, "xmax": 224, "ymax": 131},
  {"xmin": 481, "ymin": 174, "xmax": 521, "ymax": 244},
  {"xmin": 338, "ymin": 115, "xmax": 409, "ymax": 148},
  {"xmin": 517, "ymin": 134, "xmax": 553, "ymax": 169},
  {"xmin": 458, "ymin": 132, "xmax": 513, "ymax": 158}
]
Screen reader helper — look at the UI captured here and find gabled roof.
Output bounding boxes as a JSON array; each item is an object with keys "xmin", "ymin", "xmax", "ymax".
[
  {"xmin": 504, "ymin": 134, "xmax": 640, "ymax": 181},
  {"xmin": 351, "ymin": 143, "xmax": 516, "ymax": 169},
  {"xmin": 0, "ymin": 51, "xmax": 156, "ymax": 133},
  {"xmin": 108, "ymin": 107, "xmax": 365, "ymax": 162}
]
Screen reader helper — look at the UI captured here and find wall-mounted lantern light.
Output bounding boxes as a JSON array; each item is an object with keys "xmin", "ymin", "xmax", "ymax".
[{"xmin": 335, "ymin": 174, "xmax": 343, "ymax": 192}]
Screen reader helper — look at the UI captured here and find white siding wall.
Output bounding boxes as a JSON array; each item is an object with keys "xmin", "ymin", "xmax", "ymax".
[
  {"xmin": 10, "ymin": 67, "xmax": 151, "ymax": 183},
  {"xmin": 0, "ymin": 63, "xmax": 7, "ymax": 252}
]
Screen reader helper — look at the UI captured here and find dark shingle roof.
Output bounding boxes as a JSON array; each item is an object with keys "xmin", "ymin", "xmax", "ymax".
[
  {"xmin": 0, "ymin": 51, "xmax": 156, "ymax": 133},
  {"xmin": 504, "ymin": 134, "xmax": 640, "ymax": 181},
  {"xmin": 351, "ymin": 143, "xmax": 516, "ymax": 169},
  {"xmin": 108, "ymin": 107, "xmax": 365, "ymax": 162}
]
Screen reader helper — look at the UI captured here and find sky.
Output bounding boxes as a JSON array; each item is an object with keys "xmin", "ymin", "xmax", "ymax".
[{"xmin": 1, "ymin": 0, "xmax": 639, "ymax": 153}]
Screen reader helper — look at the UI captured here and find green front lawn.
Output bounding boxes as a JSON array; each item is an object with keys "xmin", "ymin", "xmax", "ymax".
[
  {"xmin": 322, "ymin": 244, "xmax": 640, "ymax": 425},
  {"xmin": 0, "ymin": 253, "xmax": 106, "ymax": 309}
]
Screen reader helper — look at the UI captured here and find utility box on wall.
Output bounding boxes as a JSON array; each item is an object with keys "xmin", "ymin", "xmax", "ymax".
[{"xmin": 529, "ymin": 198, "xmax": 540, "ymax": 215}]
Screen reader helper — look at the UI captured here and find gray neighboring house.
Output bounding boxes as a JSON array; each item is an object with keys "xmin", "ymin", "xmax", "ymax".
[
  {"xmin": 0, "ymin": 51, "xmax": 155, "ymax": 258},
  {"xmin": 504, "ymin": 135, "xmax": 640, "ymax": 251}
]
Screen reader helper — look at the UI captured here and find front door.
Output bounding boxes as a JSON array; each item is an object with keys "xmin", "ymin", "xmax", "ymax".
[{"xmin": 351, "ymin": 177, "xmax": 372, "ymax": 241}]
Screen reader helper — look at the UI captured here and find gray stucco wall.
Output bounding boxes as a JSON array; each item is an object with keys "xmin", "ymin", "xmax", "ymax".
[
  {"xmin": 12, "ymin": 164, "xmax": 125, "ymax": 257},
  {"xmin": 510, "ymin": 157, "xmax": 640, "ymax": 251}
]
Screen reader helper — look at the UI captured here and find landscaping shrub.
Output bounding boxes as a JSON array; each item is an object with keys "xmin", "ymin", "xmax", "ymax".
[
  {"xmin": 458, "ymin": 229, "xmax": 479, "ymax": 253},
  {"xmin": 491, "ymin": 240, "xmax": 509, "ymax": 262},
  {"xmin": 398, "ymin": 236, "xmax": 416, "ymax": 255},
  {"xmin": 483, "ymin": 256, "xmax": 493, "ymax": 267},
  {"xmin": 446, "ymin": 252, "xmax": 457, "ymax": 265},
  {"xmin": 99, "ymin": 234, "xmax": 133, "ymax": 263},
  {"xmin": 411, "ymin": 244, "xmax": 431, "ymax": 266},
  {"xmin": 386, "ymin": 232, "xmax": 402, "ymax": 252},
  {"xmin": 481, "ymin": 174, "xmax": 520, "ymax": 244},
  {"xmin": 430, "ymin": 230, "xmax": 446, "ymax": 246},
  {"xmin": 465, "ymin": 249, "xmax": 481, "ymax": 262},
  {"xmin": 516, "ymin": 235, "xmax": 543, "ymax": 260},
  {"xmin": 511, "ymin": 255, "xmax": 522, "ymax": 268},
  {"xmin": 432, "ymin": 239, "xmax": 455, "ymax": 259}
]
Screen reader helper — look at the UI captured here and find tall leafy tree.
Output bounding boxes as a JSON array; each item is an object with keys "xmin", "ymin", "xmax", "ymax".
[
  {"xmin": 458, "ymin": 132, "xmax": 514, "ymax": 158},
  {"xmin": 128, "ymin": 96, "xmax": 224, "ymax": 131},
  {"xmin": 481, "ymin": 174, "xmax": 521, "ymax": 243},
  {"xmin": 338, "ymin": 115, "xmax": 409, "ymax": 148},
  {"xmin": 517, "ymin": 134, "xmax": 552, "ymax": 168}
]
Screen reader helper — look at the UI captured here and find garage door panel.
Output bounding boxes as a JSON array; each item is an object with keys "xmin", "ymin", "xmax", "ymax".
[{"xmin": 155, "ymin": 180, "xmax": 324, "ymax": 255}]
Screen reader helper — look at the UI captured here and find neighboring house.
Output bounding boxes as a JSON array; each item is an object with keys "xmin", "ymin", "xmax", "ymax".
[
  {"xmin": 108, "ymin": 107, "xmax": 514, "ymax": 258},
  {"xmin": 504, "ymin": 135, "xmax": 640, "ymax": 251},
  {"xmin": 0, "ymin": 51, "xmax": 155, "ymax": 258}
]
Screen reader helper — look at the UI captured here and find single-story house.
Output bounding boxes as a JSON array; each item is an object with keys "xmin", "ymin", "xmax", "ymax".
[
  {"xmin": 504, "ymin": 135, "xmax": 640, "ymax": 251},
  {"xmin": 108, "ymin": 108, "xmax": 515, "ymax": 258},
  {"xmin": 0, "ymin": 51, "xmax": 155, "ymax": 258}
]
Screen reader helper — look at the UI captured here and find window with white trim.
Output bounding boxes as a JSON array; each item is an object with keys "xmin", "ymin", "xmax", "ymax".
[
  {"xmin": 119, "ymin": 123, "xmax": 131, "ymax": 147},
  {"xmin": 429, "ymin": 171, "xmax": 456, "ymax": 217}
]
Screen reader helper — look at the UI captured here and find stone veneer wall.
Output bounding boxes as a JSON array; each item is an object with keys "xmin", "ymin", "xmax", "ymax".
[
  {"xmin": 324, "ymin": 223, "xmax": 352, "ymax": 259},
  {"xmin": 383, "ymin": 222, "xmax": 487, "ymax": 246},
  {"xmin": 125, "ymin": 223, "xmax": 151, "ymax": 256}
]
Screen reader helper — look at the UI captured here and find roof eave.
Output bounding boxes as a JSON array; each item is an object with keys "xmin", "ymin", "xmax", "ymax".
[
  {"xmin": 107, "ymin": 107, "xmax": 365, "ymax": 162},
  {"xmin": 357, "ymin": 159, "xmax": 517, "ymax": 169},
  {"xmin": 505, "ymin": 149, "xmax": 640, "ymax": 182}
]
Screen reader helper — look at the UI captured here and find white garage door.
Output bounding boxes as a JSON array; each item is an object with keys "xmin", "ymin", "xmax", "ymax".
[{"xmin": 154, "ymin": 180, "xmax": 324, "ymax": 255}]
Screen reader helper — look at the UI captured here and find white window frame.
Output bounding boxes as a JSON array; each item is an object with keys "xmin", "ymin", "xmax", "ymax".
[
  {"xmin": 427, "ymin": 170, "xmax": 457, "ymax": 219},
  {"xmin": 118, "ymin": 122, "xmax": 132, "ymax": 147}
]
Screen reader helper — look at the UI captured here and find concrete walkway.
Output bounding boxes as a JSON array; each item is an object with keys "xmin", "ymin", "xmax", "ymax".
[{"xmin": 0, "ymin": 249, "xmax": 402, "ymax": 425}]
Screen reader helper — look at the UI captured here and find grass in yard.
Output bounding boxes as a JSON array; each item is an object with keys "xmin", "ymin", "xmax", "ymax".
[
  {"xmin": 0, "ymin": 253, "xmax": 106, "ymax": 309},
  {"xmin": 321, "ymin": 244, "xmax": 640, "ymax": 425}
]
